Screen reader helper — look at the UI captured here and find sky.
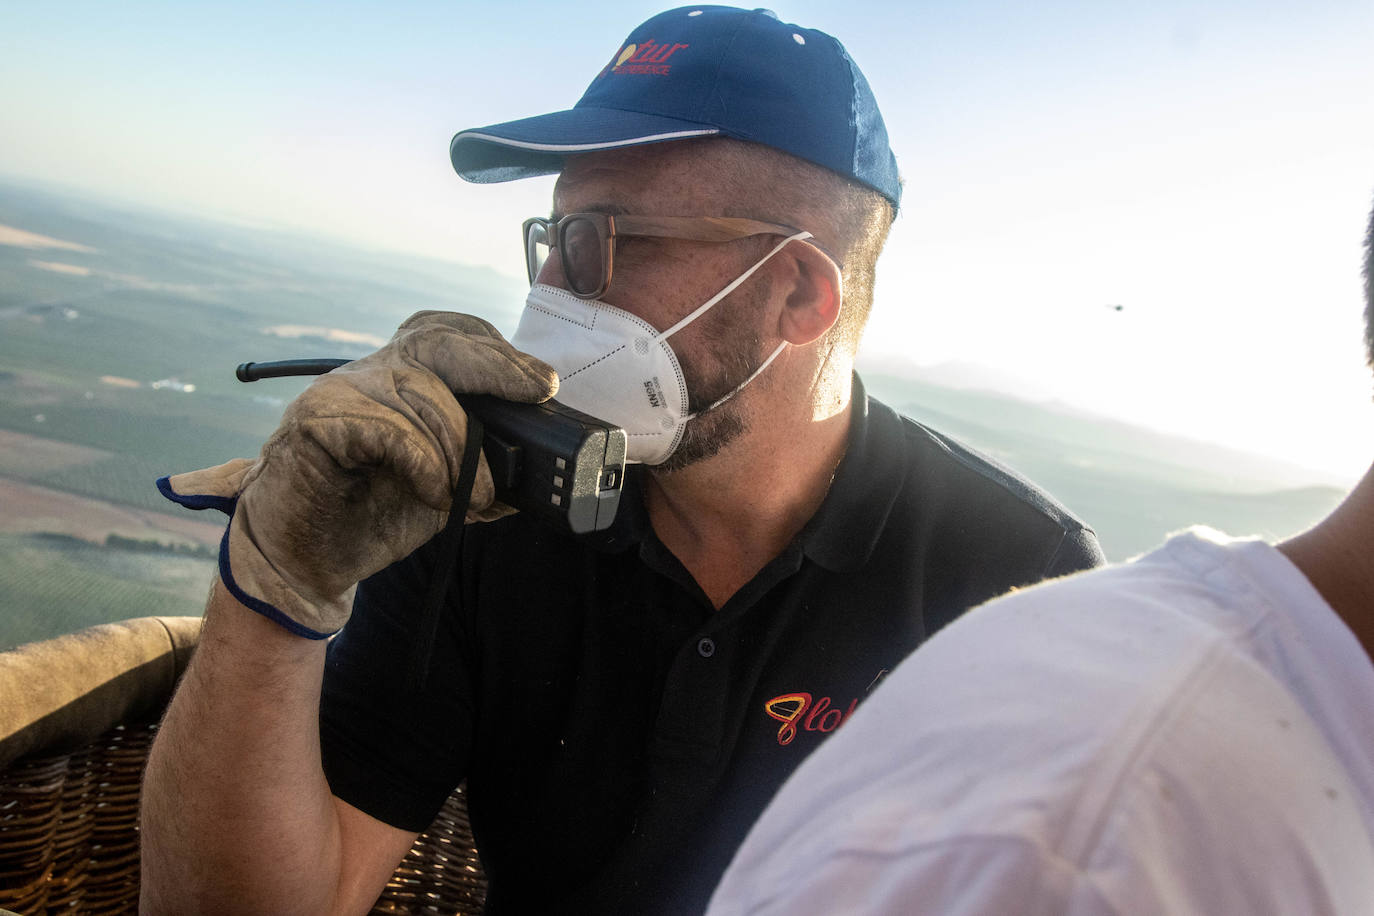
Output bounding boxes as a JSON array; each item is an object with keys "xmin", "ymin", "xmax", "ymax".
[{"xmin": 3, "ymin": 0, "xmax": 1374, "ymax": 482}]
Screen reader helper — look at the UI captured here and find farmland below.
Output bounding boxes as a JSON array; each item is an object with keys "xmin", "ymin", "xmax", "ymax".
[{"xmin": 0, "ymin": 178, "xmax": 526, "ymax": 650}]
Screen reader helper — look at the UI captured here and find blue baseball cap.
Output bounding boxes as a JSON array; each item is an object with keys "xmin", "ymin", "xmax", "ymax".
[{"xmin": 450, "ymin": 6, "xmax": 901, "ymax": 210}]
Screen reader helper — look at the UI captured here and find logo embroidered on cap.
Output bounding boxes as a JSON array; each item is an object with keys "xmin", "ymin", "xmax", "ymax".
[{"xmin": 599, "ymin": 39, "xmax": 690, "ymax": 77}]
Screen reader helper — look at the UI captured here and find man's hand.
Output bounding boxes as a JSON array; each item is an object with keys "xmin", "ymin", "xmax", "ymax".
[{"xmin": 161, "ymin": 311, "xmax": 557, "ymax": 638}]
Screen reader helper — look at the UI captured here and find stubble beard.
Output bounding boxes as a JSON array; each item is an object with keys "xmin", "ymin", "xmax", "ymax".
[
  {"xmin": 653, "ymin": 301, "xmax": 770, "ymax": 474},
  {"xmin": 655, "ymin": 392, "xmax": 748, "ymax": 473}
]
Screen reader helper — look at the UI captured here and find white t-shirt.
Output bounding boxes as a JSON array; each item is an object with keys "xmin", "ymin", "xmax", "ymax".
[{"xmin": 707, "ymin": 528, "xmax": 1374, "ymax": 915}]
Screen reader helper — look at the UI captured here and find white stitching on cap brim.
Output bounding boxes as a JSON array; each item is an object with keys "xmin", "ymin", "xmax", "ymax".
[{"xmin": 453, "ymin": 128, "xmax": 720, "ymax": 154}]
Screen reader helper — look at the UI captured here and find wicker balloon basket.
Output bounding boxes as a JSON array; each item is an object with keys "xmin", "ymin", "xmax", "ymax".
[{"xmin": 0, "ymin": 618, "xmax": 487, "ymax": 915}]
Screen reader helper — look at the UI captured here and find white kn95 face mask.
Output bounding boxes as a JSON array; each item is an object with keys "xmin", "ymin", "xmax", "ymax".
[{"xmin": 509, "ymin": 231, "xmax": 811, "ymax": 465}]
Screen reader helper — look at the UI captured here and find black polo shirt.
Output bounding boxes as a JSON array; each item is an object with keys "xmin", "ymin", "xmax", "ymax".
[{"xmin": 320, "ymin": 375, "xmax": 1104, "ymax": 914}]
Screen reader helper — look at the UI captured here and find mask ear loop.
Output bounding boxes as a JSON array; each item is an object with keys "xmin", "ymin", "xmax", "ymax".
[
  {"xmin": 688, "ymin": 340, "xmax": 787, "ymax": 419},
  {"xmin": 655, "ymin": 231, "xmax": 811, "ymax": 420},
  {"xmin": 655, "ymin": 231, "xmax": 814, "ymax": 342}
]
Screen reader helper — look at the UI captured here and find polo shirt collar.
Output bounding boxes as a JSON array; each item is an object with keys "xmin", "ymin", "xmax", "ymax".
[
  {"xmin": 587, "ymin": 373, "xmax": 902, "ymax": 574},
  {"xmin": 796, "ymin": 373, "xmax": 904, "ymax": 572}
]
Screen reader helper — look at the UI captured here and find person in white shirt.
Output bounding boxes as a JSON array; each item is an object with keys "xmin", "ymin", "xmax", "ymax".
[{"xmin": 706, "ymin": 203, "xmax": 1374, "ymax": 915}]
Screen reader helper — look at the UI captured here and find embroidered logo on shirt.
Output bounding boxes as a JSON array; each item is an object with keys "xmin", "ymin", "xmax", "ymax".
[
  {"xmin": 764, "ymin": 693, "xmax": 856, "ymax": 745},
  {"xmin": 762, "ymin": 670, "xmax": 889, "ymax": 746}
]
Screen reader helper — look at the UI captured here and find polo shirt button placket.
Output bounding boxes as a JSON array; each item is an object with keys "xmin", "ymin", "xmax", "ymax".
[{"xmin": 697, "ymin": 637, "xmax": 716, "ymax": 658}]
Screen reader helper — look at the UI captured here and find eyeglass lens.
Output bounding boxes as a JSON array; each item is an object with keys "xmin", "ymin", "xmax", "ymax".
[
  {"xmin": 562, "ymin": 217, "xmax": 603, "ymax": 297},
  {"xmin": 525, "ymin": 221, "xmax": 548, "ymax": 283},
  {"xmin": 526, "ymin": 216, "xmax": 605, "ymax": 297}
]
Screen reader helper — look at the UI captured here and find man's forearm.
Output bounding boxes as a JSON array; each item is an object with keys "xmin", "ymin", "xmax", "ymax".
[
  {"xmin": 140, "ymin": 577, "xmax": 345, "ymax": 914},
  {"xmin": 140, "ymin": 311, "xmax": 548, "ymax": 910}
]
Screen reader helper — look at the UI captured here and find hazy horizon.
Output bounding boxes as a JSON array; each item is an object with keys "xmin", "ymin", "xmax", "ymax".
[{"xmin": 0, "ymin": 174, "xmax": 1357, "ymax": 493}]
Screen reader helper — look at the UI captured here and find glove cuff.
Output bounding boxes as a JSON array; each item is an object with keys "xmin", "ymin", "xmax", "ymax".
[
  {"xmin": 216, "ymin": 526, "xmax": 340, "ymax": 640},
  {"xmin": 218, "ymin": 514, "xmax": 353, "ymax": 640},
  {"xmin": 159, "ymin": 464, "xmax": 352, "ymax": 638},
  {"xmin": 157, "ymin": 475, "xmax": 237, "ymax": 515}
]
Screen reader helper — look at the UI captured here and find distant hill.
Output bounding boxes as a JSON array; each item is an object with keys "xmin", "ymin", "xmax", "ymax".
[{"xmin": 859, "ymin": 369, "xmax": 1344, "ymax": 560}]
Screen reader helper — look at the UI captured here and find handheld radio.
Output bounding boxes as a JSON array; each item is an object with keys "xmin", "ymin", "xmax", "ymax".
[{"xmin": 236, "ymin": 359, "xmax": 626, "ymax": 534}]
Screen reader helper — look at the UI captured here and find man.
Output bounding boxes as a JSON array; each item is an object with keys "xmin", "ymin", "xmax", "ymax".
[
  {"xmin": 140, "ymin": 7, "xmax": 1103, "ymax": 914},
  {"xmin": 706, "ymin": 206, "xmax": 1374, "ymax": 914}
]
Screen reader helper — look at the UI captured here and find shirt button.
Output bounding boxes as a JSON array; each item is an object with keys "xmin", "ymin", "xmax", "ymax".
[{"xmin": 697, "ymin": 637, "xmax": 716, "ymax": 658}]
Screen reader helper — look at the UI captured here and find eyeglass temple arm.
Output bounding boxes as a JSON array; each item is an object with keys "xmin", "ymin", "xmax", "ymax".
[{"xmin": 611, "ymin": 215, "xmax": 801, "ymax": 243}]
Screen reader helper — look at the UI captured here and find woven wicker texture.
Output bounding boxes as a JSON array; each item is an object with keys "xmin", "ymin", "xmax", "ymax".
[
  {"xmin": 369, "ymin": 783, "xmax": 488, "ymax": 915},
  {"xmin": 0, "ymin": 725, "xmax": 489, "ymax": 915},
  {"xmin": 0, "ymin": 620, "xmax": 488, "ymax": 915},
  {"xmin": 0, "ymin": 724, "xmax": 151, "ymax": 914}
]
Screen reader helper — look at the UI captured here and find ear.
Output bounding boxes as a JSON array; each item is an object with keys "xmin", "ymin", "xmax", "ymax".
[{"xmin": 775, "ymin": 243, "xmax": 844, "ymax": 346}]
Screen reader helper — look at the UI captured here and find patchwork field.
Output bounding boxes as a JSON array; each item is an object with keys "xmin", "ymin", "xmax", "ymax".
[
  {"xmin": 0, "ymin": 531, "xmax": 215, "ymax": 652},
  {"xmin": 0, "ymin": 472, "xmax": 223, "ymax": 548}
]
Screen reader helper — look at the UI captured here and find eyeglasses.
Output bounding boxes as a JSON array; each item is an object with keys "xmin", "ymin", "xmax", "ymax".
[{"xmin": 522, "ymin": 212, "xmax": 825, "ymax": 301}]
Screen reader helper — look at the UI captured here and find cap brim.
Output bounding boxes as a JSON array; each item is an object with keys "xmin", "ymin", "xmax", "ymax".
[{"xmin": 450, "ymin": 107, "xmax": 721, "ymax": 183}]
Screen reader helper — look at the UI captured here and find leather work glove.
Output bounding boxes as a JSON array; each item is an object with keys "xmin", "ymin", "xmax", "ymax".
[{"xmin": 158, "ymin": 311, "xmax": 558, "ymax": 639}]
